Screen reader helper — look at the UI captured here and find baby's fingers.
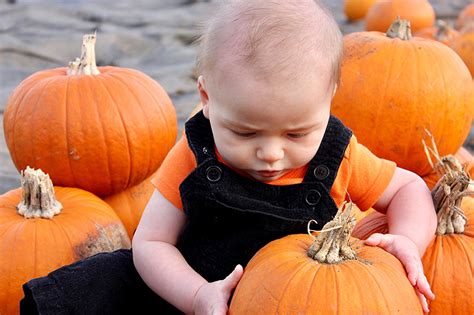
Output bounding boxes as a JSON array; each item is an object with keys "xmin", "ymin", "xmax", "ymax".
[
  {"xmin": 364, "ymin": 233, "xmax": 395, "ymax": 249},
  {"xmin": 222, "ymin": 265, "xmax": 243, "ymax": 292}
]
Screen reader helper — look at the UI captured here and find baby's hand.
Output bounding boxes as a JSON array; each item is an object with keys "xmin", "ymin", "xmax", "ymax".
[
  {"xmin": 191, "ymin": 265, "xmax": 243, "ymax": 315},
  {"xmin": 364, "ymin": 233, "xmax": 435, "ymax": 313}
]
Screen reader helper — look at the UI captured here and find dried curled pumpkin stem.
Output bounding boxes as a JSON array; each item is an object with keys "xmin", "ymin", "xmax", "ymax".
[
  {"xmin": 386, "ymin": 17, "xmax": 412, "ymax": 40},
  {"xmin": 17, "ymin": 166, "xmax": 63, "ymax": 219},
  {"xmin": 423, "ymin": 130, "xmax": 473, "ymax": 235},
  {"xmin": 67, "ymin": 33, "xmax": 100, "ymax": 76},
  {"xmin": 307, "ymin": 202, "xmax": 356, "ymax": 264}
]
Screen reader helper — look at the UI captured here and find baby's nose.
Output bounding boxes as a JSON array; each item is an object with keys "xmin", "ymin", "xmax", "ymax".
[{"xmin": 256, "ymin": 145, "xmax": 284, "ymax": 163}]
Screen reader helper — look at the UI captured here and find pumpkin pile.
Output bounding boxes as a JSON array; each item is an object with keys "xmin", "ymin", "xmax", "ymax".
[
  {"xmin": 1, "ymin": 34, "xmax": 177, "ymax": 313},
  {"xmin": 3, "ymin": 33, "xmax": 178, "ymax": 239},
  {"xmin": 331, "ymin": 17, "xmax": 473, "ymax": 179}
]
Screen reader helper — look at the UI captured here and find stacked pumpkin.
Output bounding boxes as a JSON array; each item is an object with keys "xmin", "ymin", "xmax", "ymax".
[{"xmin": 1, "ymin": 34, "xmax": 177, "ymax": 313}]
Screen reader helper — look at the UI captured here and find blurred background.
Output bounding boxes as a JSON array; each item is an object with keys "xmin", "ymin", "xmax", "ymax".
[{"xmin": 0, "ymin": 0, "xmax": 472, "ymax": 193}]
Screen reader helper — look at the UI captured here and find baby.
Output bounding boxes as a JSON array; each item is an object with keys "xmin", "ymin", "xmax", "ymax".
[
  {"xmin": 20, "ymin": 0, "xmax": 437, "ymax": 314},
  {"xmin": 132, "ymin": 0, "xmax": 437, "ymax": 314}
]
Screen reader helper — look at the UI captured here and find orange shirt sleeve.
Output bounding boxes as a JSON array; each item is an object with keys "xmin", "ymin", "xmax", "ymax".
[
  {"xmin": 331, "ymin": 135, "xmax": 396, "ymax": 211},
  {"xmin": 150, "ymin": 135, "xmax": 197, "ymax": 211}
]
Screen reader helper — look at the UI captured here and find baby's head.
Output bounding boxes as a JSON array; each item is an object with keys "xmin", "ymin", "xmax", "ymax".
[{"xmin": 195, "ymin": 0, "xmax": 343, "ymax": 182}]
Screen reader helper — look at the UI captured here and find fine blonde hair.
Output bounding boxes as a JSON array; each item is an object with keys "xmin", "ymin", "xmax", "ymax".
[{"xmin": 195, "ymin": 0, "xmax": 343, "ymax": 87}]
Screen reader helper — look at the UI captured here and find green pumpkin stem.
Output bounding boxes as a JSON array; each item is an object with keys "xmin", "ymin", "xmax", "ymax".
[
  {"xmin": 67, "ymin": 33, "xmax": 101, "ymax": 76},
  {"xmin": 307, "ymin": 202, "xmax": 357, "ymax": 264},
  {"xmin": 17, "ymin": 166, "xmax": 63, "ymax": 219},
  {"xmin": 386, "ymin": 17, "xmax": 412, "ymax": 40},
  {"xmin": 423, "ymin": 130, "xmax": 473, "ymax": 235}
]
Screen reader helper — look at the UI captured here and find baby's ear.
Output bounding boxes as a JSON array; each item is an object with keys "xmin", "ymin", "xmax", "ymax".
[{"xmin": 197, "ymin": 75, "xmax": 210, "ymax": 118}]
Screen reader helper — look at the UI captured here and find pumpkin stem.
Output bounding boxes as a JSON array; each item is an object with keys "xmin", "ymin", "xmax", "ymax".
[
  {"xmin": 423, "ymin": 130, "xmax": 472, "ymax": 235},
  {"xmin": 17, "ymin": 166, "xmax": 63, "ymax": 219},
  {"xmin": 307, "ymin": 202, "xmax": 357, "ymax": 264},
  {"xmin": 67, "ymin": 33, "xmax": 101, "ymax": 76},
  {"xmin": 435, "ymin": 20, "xmax": 451, "ymax": 42},
  {"xmin": 386, "ymin": 17, "xmax": 412, "ymax": 40}
]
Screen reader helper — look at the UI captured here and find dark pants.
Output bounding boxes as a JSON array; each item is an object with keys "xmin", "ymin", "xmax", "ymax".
[{"xmin": 20, "ymin": 249, "xmax": 181, "ymax": 315}]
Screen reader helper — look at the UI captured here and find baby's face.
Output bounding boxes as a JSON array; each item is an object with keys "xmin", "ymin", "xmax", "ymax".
[{"xmin": 199, "ymin": 65, "xmax": 334, "ymax": 182}]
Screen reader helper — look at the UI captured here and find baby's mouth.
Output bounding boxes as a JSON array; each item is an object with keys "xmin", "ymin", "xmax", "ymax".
[{"xmin": 256, "ymin": 170, "xmax": 282, "ymax": 178}]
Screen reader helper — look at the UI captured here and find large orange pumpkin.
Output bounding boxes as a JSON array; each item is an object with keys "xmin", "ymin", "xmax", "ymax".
[
  {"xmin": 3, "ymin": 34, "xmax": 178, "ymax": 196},
  {"xmin": 343, "ymin": 0, "xmax": 377, "ymax": 21},
  {"xmin": 332, "ymin": 18, "xmax": 474, "ymax": 177},
  {"xmin": 229, "ymin": 203, "xmax": 422, "ymax": 314},
  {"xmin": 0, "ymin": 167, "xmax": 131, "ymax": 314},
  {"xmin": 366, "ymin": 0, "xmax": 435, "ymax": 33},
  {"xmin": 352, "ymin": 154, "xmax": 474, "ymax": 315}
]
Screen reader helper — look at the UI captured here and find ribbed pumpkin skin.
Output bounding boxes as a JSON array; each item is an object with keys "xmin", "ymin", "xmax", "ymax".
[
  {"xmin": 3, "ymin": 67, "xmax": 177, "ymax": 196},
  {"xmin": 366, "ymin": 0, "xmax": 435, "ymax": 33},
  {"xmin": 351, "ymin": 198, "xmax": 474, "ymax": 315},
  {"xmin": 331, "ymin": 32, "xmax": 474, "ymax": 177},
  {"xmin": 229, "ymin": 234, "xmax": 422, "ymax": 314},
  {"xmin": 103, "ymin": 173, "xmax": 156, "ymax": 239},
  {"xmin": 344, "ymin": 0, "xmax": 377, "ymax": 21},
  {"xmin": 0, "ymin": 186, "xmax": 131, "ymax": 315},
  {"xmin": 449, "ymin": 30, "xmax": 474, "ymax": 78}
]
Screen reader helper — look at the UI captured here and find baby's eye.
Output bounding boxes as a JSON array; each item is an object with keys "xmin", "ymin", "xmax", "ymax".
[
  {"xmin": 232, "ymin": 130, "xmax": 256, "ymax": 137},
  {"xmin": 288, "ymin": 133, "xmax": 308, "ymax": 139}
]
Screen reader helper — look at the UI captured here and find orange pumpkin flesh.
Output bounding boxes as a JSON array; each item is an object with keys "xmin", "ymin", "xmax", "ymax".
[
  {"xmin": 3, "ymin": 34, "xmax": 177, "ymax": 196},
  {"xmin": 229, "ymin": 204, "xmax": 422, "ymax": 314},
  {"xmin": 332, "ymin": 19, "xmax": 474, "ymax": 177},
  {"xmin": 0, "ymin": 167, "xmax": 130, "ymax": 314}
]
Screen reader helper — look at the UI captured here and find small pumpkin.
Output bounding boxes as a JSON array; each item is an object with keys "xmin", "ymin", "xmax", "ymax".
[
  {"xmin": 3, "ymin": 34, "xmax": 178, "ymax": 196},
  {"xmin": 366, "ymin": 0, "xmax": 435, "ymax": 33},
  {"xmin": 332, "ymin": 18, "xmax": 474, "ymax": 177},
  {"xmin": 414, "ymin": 20, "xmax": 459, "ymax": 45},
  {"xmin": 352, "ymin": 146, "xmax": 474, "ymax": 315},
  {"xmin": 343, "ymin": 0, "xmax": 377, "ymax": 22},
  {"xmin": 229, "ymin": 203, "xmax": 422, "ymax": 314},
  {"xmin": 0, "ymin": 167, "xmax": 130, "ymax": 314}
]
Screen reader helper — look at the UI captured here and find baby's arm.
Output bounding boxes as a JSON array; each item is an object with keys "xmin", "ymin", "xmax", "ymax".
[
  {"xmin": 132, "ymin": 190, "xmax": 242, "ymax": 314},
  {"xmin": 368, "ymin": 167, "xmax": 437, "ymax": 312}
]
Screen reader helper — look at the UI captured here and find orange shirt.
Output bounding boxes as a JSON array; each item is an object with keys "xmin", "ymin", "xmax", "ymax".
[{"xmin": 152, "ymin": 134, "xmax": 396, "ymax": 212}]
